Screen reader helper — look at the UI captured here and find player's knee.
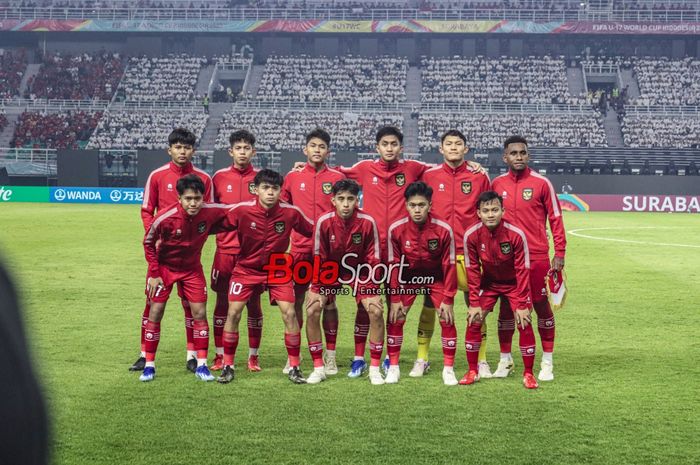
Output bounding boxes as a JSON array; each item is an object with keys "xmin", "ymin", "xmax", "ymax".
[{"xmin": 419, "ymin": 307, "xmax": 436, "ymax": 325}]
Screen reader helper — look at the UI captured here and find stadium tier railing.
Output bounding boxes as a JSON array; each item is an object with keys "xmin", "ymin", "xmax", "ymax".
[
  {"xmin": 625, "ymin": 105, "xmax": 700, "ymax": 117},
  {"xmin": 2, "ymin": 6, "xmax": 700, "ymax": 22},
  {"xmin": 0, "ymin": 148, "xmax": 57, "ymax": 176},
  {"xmin": 0, "ymin": 99, "xmax": 111, "ymax": 112}
]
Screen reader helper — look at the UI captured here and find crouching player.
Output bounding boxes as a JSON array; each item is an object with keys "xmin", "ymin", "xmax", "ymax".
[
  {"xmin": 462, "ymin": 191, "xmax": 539, "ymax": 389},
  {"xmin": 386, "ymin": 182, "xmax": 458, "ymax": 386},
  {"xmin": 140, "ymin": 174, "xmax": 227, "ymax": 382},
  {"xmin": 216, "ymin": 169, "xmax": 314, "ymax": 385},
  {"xmin": 304, "ymin": 180, "xmax": 385, "ymax": 385}
]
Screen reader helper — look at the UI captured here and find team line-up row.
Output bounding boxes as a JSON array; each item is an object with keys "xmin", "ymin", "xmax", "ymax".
[{"xmin": 129, "ymin": 126, "xmax": 567, "ymax": 389}]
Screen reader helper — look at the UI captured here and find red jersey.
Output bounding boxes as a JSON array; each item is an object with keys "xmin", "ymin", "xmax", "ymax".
[
  {"xmin": 144, "ymin": 203, "xmax": 228, "ymax": 277},
  {"xmin": 312, "ymin": 208, "xmax": 381, "ymax": 282},
  {"xmin": 222, "ymin": 200, "xmax": 314, "ymax": 282},
  {"xmin": 422, "ymin": 162, "xmax": 491, "ymax": 255},
  {"xmin": 388, "ymin": 213, "xmax": 457, "ymax": 305},
  {"xmin": 340, "ymin": 158, "xmax": 428, "ymax": 255},
  {"xmin": 281, "ymin": 163, "xmax": 345, "ymax": 254},
  {"xmin": 463, "ymin": 221, "xmax": 531, "ymax": 310},
  {"xmin": 212, "ymin": 164, "xmax": 258, "ymax": 254},
  {"xmin": 141, "ymin": 161, "xmax": 213, "ymax": 230},
  {"xmin": 491, "ymin": 167, "xmax": 566, "ymax": 261}
]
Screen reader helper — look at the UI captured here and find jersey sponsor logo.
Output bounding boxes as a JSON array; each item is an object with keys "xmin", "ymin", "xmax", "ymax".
[
  {"xmin": 405, "ymin": 240, "xmax": 411, "ymax": 248},
  {"xmin": 250, "ymin": 222, "xmax": 257, "ymax": 230},
  {"xmin": 300, "ymin": 182, "xmax": 306, "ymax": 191},
  {"xmin": 500, "ymin": 242, "xmax": 512, "ymax": 254},
  {"xmin": 248, "ymin": 183, "xmax": 256, "ymax": 194},
  {"xmin": 372, "ymin": 176, "xmax": 378, "ymax": 185},
  {"xmin": 352, "ymin": 233, "xmax": 362, "ymax": 244},
  {"xmin": 167, "ymin": 183, "xmax": 173, "ymax": 191},
  {"xmin": 522, "ymin": 188, "xmax": 533, "ymax": 201},
  {"xmin": 227, "ymin": 184, "xmax": 233, "ymax": 192},
  {"xmin": 439, "ymin": 183, "xmax": 445, "ymax": 191},
  {"xmin": 175, "ymin": 229, "xmax": 182, "ymax": 236},
  {"xmin": 322, "ymin": 182, "xmax": 333, "ymax": 195},
  {"xmin": 274, "ymin": 221, "xmax": 285, "ymax": 234},
  {"xmin": 428, "ymin": 239, "xmax": 439, "ymax": 251},
  {"xmin": 461, "ymin": 181, "xmax": 472, "ymax": 194},
  {"xmin": 330, "ymin": 234, "xmax": 336, "ymax": 243},
  {"xmin": 395, "ymin": 173, "xmax": 405, "ymax": 186},
  {"xmin": 197, "ymin": 221, "xmax": 207, "ymax": 234}
]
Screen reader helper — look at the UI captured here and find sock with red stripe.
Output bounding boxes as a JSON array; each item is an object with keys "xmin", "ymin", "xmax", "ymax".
[
  {"xmin": 144, "ymin": 320, "xmax": 161, "ymax": 365},
  {"xmin": 222, "ymin": 331, "xmax": 239, "ymax": 367},
  {"xmin": 213, "ymin": 292, "xmax": 228, "ymax": 355},
  {"xmin": 354, "ymin": 305, "xmax": 370, "ymax": 359},
  {"xmin": 439, "ymin": 320, "xmax": 457, "ymax": 367},
  {"xmin": 192, "ymin": 319, "xmax": 210, "ymax": 367},
  {"xmin": 465, "ymin": 322, "xmax": 482, "ymax": 372},
  {"xmin": 322, "ymin": 317, "xmax": 338, "ymax": 351},
  {"xmin": 534, "ymin": 300, "xmax": 556, "ymax": 354},
  {"xmin": 498, "ymin": 301, "xmax": 516, "ymax": 354},
  {"xmin": 247, "ymin": 295, "xmax": 263, "ymax": 356},
  {"xmin": 140, "ymin": 301, "xmax": 150, "ymax": 356},
  {"xmin": 386, "ymin": 320, "xmax": 405, "ymax": 366},
  {"xmin": 518, "ymin": 324, "xmax": 537, "ymax": 375},
  {"xmin": 369, "ymin": 340, "xmax": 384, "ymax": 367},
  {"xmin": 182, "ymin": 299, "xmax": 195, "ymax": 357},
  {"xmin": 308, "ymin": 340, "xmax": 324, "ymax": 369},
  {"xmin": 285, "ymin": 332, "xmax": 301, "ymax": 367}
]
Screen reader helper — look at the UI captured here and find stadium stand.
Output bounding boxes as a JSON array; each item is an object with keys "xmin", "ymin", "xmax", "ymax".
[
  {"xmin": 632, "ymin": 57, "xmax": 700, "ymax": 106},
  {"xmin": 256, "ymin": 55, "xmax": 408, "ymax": 103},
  {"xmin": 10, "ymin": 111, "xmax": 102, "ymax": 150},
  {"xmin": 0, "ymin": 48, "xmax": 28, "ymax": 99},
  {"xmin": 621, "ymin": 114, "xmax": 700, "ymax": 149},
  {"xmin": 87, "ymin": 110, "xmax": 208, "ymax": 150},
  {"xmin": 117, "ymin": 54, "xmax": 206, "ymax": 101},
  {"xmin": 215, "ymin": 109, "xmax": 403, "ymax": 151},
  {"xmin": 26, "ymin": 52, "xmax": 125, "ymax": 101}
]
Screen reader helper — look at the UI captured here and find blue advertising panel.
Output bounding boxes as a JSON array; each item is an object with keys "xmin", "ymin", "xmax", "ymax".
[{"xmin": 49, "ymin": 187, "xmax": 144, "ymax": 204}]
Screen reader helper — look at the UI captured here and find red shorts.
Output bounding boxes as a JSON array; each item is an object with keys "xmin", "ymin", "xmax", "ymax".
[
  {"xmin": 395, "ymin": 283, "xmax": 448, "ymax": 308},
  {"xmin": 290, "ymin": 251, "xmax": 313, "ymax": 297},
  {"xmin": 529, "ymin": 259, "xmax": 551, "ymax": 303},
  {"xmin": 211, "ymin": 251, "xmax": 237, "ymax": 293},
  {"xmin": 478, "ymin": 282, "xmax": 528, "ymax": 312},
  {"xmin": 147, "ymin": 266, "xmax": 207, "ymax": 304},
  {"xmin": 228, "ymin": 279, "xmax": 295, "ymax": 304}
]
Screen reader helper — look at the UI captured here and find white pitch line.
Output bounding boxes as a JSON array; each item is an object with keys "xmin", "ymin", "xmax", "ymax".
[{"xmin": 568, "ymin": 227, "xmax": 700, "ymax": 249}]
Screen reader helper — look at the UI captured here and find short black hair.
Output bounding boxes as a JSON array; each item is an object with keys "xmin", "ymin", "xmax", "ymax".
[
  {"xmin": 477, "ymin": 190, "xmax": 503, "ymax": 208},
  {"xmin": 254, "ymin": 169, "xmax": 283, "ymax": 187},
  {"xmin": 168, "ymin": 127, "xmax": 196, "ymax": 147},
  {"xmin": 441, "ymin": 129, "xmax": 466, "ymax": 145},
  {"xmin": 503, "ymin": 135, "xmax": 528, "ymax": 150},
  {"xmin": 229, "ymin": 129, "xmax": 255, "ymax": 147},
  {"xmin": 404, "ymin": 181, "xmax": 433, "ymax": 202},
  {"xmin": 306, "ymin": 128, "xmax": 331, "ymax": 147},
  {"xmin": 376, "ymin": 126, "xmax": 403, "ymax": 144},
  {"xmin": 332, "ymin": 179, "xmax": 360, "ymax": 196},
  {"xmin": 176, "ymin": 173, "xmax": 205, "ymax": 195}
]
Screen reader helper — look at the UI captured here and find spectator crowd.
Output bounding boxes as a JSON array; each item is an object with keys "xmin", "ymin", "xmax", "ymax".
[
  {"xmin": 117, "ymin": 54, "xmax": 206, "ymax": 101},
  {"xmin": 11, "ymin": 111, "xmax": 102, "ymax": 149}
]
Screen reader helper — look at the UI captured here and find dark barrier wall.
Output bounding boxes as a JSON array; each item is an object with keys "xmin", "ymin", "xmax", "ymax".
[
  {"xmin": 137, "ymin": 150, "xmax": 170, "ymax": 188},
  {"xmin": 213, "ymin": 150, "xmax": 230, "ymax": 172},
  {"xmin": 57, "ymin": 150, "xmax": 99, "ymax": 187},
  {"xmin": 548, "ymin": 174, "xmax": 700, "ymax": 195}
]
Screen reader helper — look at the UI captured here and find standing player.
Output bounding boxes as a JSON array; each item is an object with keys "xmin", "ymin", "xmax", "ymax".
[
  {"xmin": 140, "ymin": 174, "xmax": 226, "ymax": 382},
  {"xmin": 386, "ymin": 182, "xmax": 458, "ymax": 386},
  {"xmin": 281, "ymin": 129, "xmax": 345, "ymax": 375},
  {"xmin": 210, "ymin": 129, "xmax": 264, "ymax": 372},
  {"xmin": 491, "ymin": 136, "xmax": 566, "ymax": 381},
  {"xmin": 305, "ymin": 179, "xmax": 385, "ymax": 385},
  {"xmin": 462, "ymin": 191, "xmax": 538, "ymax": 389},
  {"xmin": 130, "ymin": 128, "xmax": 213, "ymax": 373},
  {"xmin": 415, "ymin": 130, "xmax": 492, "ymax": 379},
  {"xmin": 216, "ymin": 170, "xmax": 314, "ymax": 384}
]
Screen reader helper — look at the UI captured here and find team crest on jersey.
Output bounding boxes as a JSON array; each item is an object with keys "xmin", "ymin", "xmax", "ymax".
[
  {"xmin": 197, "ymin": 222, "xmax": 207, "ymax": 234},
  {"xmin": 428, "ymin": 239, "xmax": 439, "ymax": 251},
  {"xmin": 352, "ymin": 233, "xmax": 362, "ymax": 245},
  {"xmin": 395, "ymin": 173, "xmax": 405, "ymax": 186},
  {"xmin": 522, "ymin": 188, "xmax": 533, "ymax": 201},
  {"xmin": 322, "ymin": 182, "xmax": 333, "ymax": 195},
  {"xmin": 248, "ymin": 182, "xmax": 256, "ymax": 195},
  {"xmin": 274, "ymin": 221, "xmax": 285, "ymax": 234},
  {"xmin": 461, "ymin": 181, "xmax": 472, "ymax": 194},
  {"xmin": 500, "ymin": 242, "xmax": 512, "ymax": 254}
]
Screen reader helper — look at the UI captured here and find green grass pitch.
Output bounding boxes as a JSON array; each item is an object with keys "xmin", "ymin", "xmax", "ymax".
[{"xmin": 1, "ymin": 204, "xmax": 698, "ymax": 465}]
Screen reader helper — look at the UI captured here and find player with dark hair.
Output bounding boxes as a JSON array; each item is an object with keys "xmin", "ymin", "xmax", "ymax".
[
  {"xmin": 386, "ymin": 182, "xmax": 458, "ymax": 385},
  {"xmin": 413, "ymin": 129, "xmax": 493, "ymax": 378},
  {"xmin": 130, "ymin": 127, "xmax": 213, "ymax": 374},
  {"xmin": 140, "ymin": 174, "xmax": 228, "ymax": 382},
  {"xmin": 281, "ymin": 128, "xmax": 345, "ymax": 375},
  {"xmin": 492, "ymin": 136, "xmax": 566, "ymax": 381},
  {"xmin": 304, "ymin": 179, "xmax": 385, "ymax": 384},
  {"xmin": 217, "ymin": 169, "xmax": 314, "ymax": 385},
  {"xmin": 462, "ymin": 191, "xmax": 538, "ymax": 389},
  {"xmin": 210, "ymin": 129, "xmax": 264, "ymax": 372}
]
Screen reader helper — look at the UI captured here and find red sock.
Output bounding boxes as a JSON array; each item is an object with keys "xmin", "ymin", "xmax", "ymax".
[
  {"xmin": 465, "ymin": 322, "xmax": 482, "ymax": 372},
  {"xmin": 140, "ymin": 301, "xmax": 150, "ymax": 353},
  {"xmin": 182, "ymin": 299, "xmax": 195, "ymax": 352},
  {"xmin": 193, "ymin": 319, "xmax": 209, "ymax": 352},
  {"xmin": 369, "ymin": 340, "xmax": 384, "ymax": 367},
  {"xmin": 308, "ymin": 340, "xmax": 324, "ymax": 368},
  {"xmin": 322, "ymin": 318, "xmax": 338, "ymax": 351},
  {"xmin": 213, "ymin": 292, "xmax": 228, "ymax": 351},
  {"xmin": 386, "ymin": 320, "xmax": 405, "ymax": 365},
  {"xmin": 440, "ymin": 320, "xmax": 457, "ymax": 367},
  {"xmin": 534, "ymin": 300, "xmax": 556, "ymax": 353},
  {"xmin": 247, "ymin": 294, "xmax": 263, "ymax": 352},
  {"xmin": 222, "ymin": 331, "xmax": 239, "ymax": 367},
  {"xmin": 498, "ymin": 300, "xmax": 515, "ymax": 353},
  {"xmin": 285, "ymin": 332, "xmax": 301, "ymax": 367},
  {"xmin": 144, "ymin": 321, "xmax": 161, "ymax": 362},
  {"xmin": 354, "ymin": 305, "xmax": 370, "ymax": 358},
  {"xmin": 518, "ymin": 324, "xmax": 536, "ymax": 375}
]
